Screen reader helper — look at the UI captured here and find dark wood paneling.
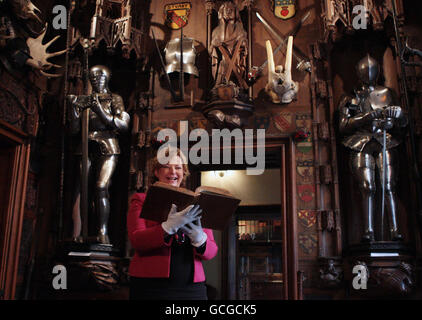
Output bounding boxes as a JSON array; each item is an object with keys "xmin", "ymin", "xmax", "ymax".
[{"xmin": 0, "ymin": 120, "xmax": 30, "ymax": 300}]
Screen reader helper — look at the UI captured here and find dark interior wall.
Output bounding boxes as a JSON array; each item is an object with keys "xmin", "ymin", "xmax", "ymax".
[{"xmin": 401, "ymin": 0, "xmax": 422, "ymax": 252}]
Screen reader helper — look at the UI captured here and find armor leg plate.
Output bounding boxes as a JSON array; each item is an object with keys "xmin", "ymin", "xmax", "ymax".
[
  {"xmin": 375, "ymin": 149, "xmax": 403, "ymax": 240},
  {"xmin": 95, "ymin": 155, "xmax": 118, "ymax": 244},
  {"xmin": 350, "ymin": 151, "xmax": 376, "ymax": 242}
]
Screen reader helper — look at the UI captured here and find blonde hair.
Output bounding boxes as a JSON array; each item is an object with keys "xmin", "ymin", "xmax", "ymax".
[{"xmin": 150, "ymin": 148, "xmax": 190, "ymax": 187}]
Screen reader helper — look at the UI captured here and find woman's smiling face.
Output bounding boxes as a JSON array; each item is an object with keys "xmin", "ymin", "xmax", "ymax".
[{"xmin": 154, "ymin": 155, "xmax": 184, "ymax": 187}]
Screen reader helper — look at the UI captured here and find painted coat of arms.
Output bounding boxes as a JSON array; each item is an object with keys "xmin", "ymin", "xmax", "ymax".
[
  {"xmin": 297, "ymin": 160, "xmax": 314, "ymax": 184},
  {"xmin": 298, "ymin": 184, "xmax": 315, "ymax": 203},
  {"xmin": 273, "ymin": 0, "xmax": 296, "ymax": 20},
  {"xmin": 299, "ymin": 233, "xmax": 317, "ymax": 255},
  {"xmin": 298, "ymin": 210, "xmax": 317, "ymax": 228},
  {"xmin": 164, "ymin": 2, "xmax": 192, "ymax": 30},
  {"xmin": 273, "ymin": 112, "xmax": 294, "ymax": 132}
]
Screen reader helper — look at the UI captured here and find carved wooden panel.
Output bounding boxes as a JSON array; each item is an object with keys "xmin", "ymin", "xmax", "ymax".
[{"xmin": 0, "ymin": 119, "xmax": 30, "ymax": 300}]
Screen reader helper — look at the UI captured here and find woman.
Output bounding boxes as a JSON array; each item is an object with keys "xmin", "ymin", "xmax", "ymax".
[{"xmin": 127, "ymin": 148, "xmax": 218, "ymax": 300}]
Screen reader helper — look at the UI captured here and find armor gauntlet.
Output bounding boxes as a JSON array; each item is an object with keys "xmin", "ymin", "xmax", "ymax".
[
  {"xmin": 338, "ymin": 96, "xmax": 382, "ymax": 134},
  {"xmin": 384, "ymin": 106, "xmax": 408, "ymax": 128},
  {"xmin": 91, "ymin": 94, "xmax": 130, "ymax": 132}
]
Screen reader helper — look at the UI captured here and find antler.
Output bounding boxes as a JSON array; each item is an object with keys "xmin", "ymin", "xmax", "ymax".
[
  {"xmin": 26, "ymin": 24, "xmax": 67, "ymax": 78},
  {"xmin": 284, "ymin": 36, "xmax": 293, "ymax": 83},
  {"xmin": 266, "ymin": 40, "xmax": 276, "ymax": 85}
]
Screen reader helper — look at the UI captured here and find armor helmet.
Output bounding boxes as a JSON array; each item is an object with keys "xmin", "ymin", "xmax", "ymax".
[
  {"xmin": 89, "ymin": 65, "xmax": 111, "ymax": 93},
  {"xmin": 164, "ymin": 37, "xmax": 199, "ymax": 77},
  {"xmin": 356, "ymin": 54, "xmax": 379, "ymax": 86}
]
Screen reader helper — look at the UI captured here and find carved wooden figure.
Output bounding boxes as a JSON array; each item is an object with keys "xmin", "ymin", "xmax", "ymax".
[{"xmin": 209, "ymin": 1, "xmax": 248, "ymax": 90}]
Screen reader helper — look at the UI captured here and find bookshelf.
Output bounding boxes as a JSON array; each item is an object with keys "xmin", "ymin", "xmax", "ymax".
[{"xmin": 236, "ymin": 207, "xmax": 284, "ymax": 300}]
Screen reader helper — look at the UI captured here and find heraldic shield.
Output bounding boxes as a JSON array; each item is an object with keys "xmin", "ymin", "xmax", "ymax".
[
  {"xmin": 164, "ymin": 2, "xmax": 192, "ymax": 29},
  {"xmin": 274, "ymin": 0, "xmax": 296, "ymax": 20}
]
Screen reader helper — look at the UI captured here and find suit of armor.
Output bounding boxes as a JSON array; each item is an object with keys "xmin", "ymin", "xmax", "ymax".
[
  {"xmin": 68, "ymin": 65, "xmax": 130, "ymax": 244},
  {"xmin": 339, "ymin": 55, "xmax": 408, "ymax": 242}
]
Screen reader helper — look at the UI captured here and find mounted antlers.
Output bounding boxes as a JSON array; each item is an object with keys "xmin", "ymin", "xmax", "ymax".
[
  {"xmin": 8, "ymin": 0, "xmax": 42, "ymax": 23},
  {"xmin": 265, "ymin": 36, "xmax": 298, "ymax": 104},
  {"xmin": 26, "ymin": 24, "xmax": 67, "ymax": 78}
]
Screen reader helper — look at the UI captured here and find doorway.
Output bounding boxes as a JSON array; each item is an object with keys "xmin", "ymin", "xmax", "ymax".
[{"xmin": 188, "ymin": 137, "xmax": 297, "ymax": 299}]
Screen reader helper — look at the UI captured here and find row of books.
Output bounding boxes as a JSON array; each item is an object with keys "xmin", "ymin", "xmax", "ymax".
[
  {"xmin": 239, "ymin": 255, "xmax": 273, "ymax": 274},
  {"xmin": 237, "ymin": 219, "xmax": 282, "ymax": 241}
]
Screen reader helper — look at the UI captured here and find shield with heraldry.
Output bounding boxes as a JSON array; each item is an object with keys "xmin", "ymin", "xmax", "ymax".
[
  {"xmin": 298, "ymin": 210, "xmax": 317, "ymax": 228},
  {"xmin": 273, "ymin": 112, "xmax": 293, "ymax": 132},
  {"xmin": 274, "ymin": 0, "xmax": 296, "ymax": 20},
  {"xmin": 164, "ymin": 2, "xmax": 192, "ymax": 30}
]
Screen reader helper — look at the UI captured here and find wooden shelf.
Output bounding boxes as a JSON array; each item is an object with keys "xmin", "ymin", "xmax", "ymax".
[{"xmin": 238, "ymin": 240, "xmax": 283, "ymax": 245}]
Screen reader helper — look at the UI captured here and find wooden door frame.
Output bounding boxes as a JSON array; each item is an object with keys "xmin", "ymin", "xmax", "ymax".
[
  {"xmin": 188, "ymin": 135, "xmax": 298, "ymax": 300},
  {"xmin": 0, "ymin": 119, "xmax": 30, "ymax": 300},
  {"xmin": 265, "ymin": 136, "xmax": 298, "ymax": 300}
]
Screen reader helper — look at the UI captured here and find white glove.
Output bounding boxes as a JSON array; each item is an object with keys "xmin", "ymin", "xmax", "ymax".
[
  {"xmin": 180, "ymin": 217, "xmax": 207, "ymax": 247},
  {"xmin": 161, "ymin": 204, "xmax": 202, "ymax": 235}
]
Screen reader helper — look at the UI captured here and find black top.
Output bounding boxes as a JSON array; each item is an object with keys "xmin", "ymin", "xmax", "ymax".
[{"xmin": 129, "ymin": 231, "xmax": 207, "ymax": 300}]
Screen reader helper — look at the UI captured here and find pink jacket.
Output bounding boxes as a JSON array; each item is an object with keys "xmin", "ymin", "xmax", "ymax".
[{"xmin": 127, "ymin": 192, "xmax": 218, "ymax": 282}]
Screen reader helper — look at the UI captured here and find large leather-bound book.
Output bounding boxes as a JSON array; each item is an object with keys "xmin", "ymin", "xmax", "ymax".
[{"xmin": 140, "ymin": 182, "xmax": 241, "ymax": 230}]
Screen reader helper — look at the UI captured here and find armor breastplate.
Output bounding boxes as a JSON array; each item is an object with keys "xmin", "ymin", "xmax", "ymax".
[
  {"xmin": 368, "ymin": 87, "xmax": 393, "ymax": 110},
  {"xmin": 164, "ymin": 37, "xmax": 199, "ymax": 77},
  {"xmin": 356, "ymin": 86, "xmax": 393, "ymax": 112},
  {"xmin": 356, "ymin": 86, "xmax": 393, "ymax": 134}
]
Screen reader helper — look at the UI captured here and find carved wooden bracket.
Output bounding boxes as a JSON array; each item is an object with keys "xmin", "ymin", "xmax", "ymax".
[
  {"xmin": 318, "ymin": 257, "xmax": 343, "ymax": 289},
  {"xmin": 348, "ymin": 260, "xmax": 415, "ymax": 297},
  {"xmin": 371, "ymin": 262, "xmax": 414, "ymax": 296}
]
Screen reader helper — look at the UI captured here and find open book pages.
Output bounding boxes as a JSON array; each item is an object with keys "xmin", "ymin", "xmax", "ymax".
[{"xmin": 140, "ymin": 182, "xmax": 241, "ymax": 230}]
